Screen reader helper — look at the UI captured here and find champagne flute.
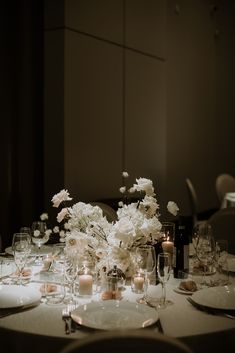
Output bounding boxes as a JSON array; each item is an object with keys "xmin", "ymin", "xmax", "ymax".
[
  {"xmin": 64, "ymin": 255, "xmax": 78, "ymax": 304},
  {"xmin": 148, "ymin": 252, "xmax": 173, "ymax": 309},
  {"xmin": 31, "ymin": 221, "xmax": 49, "ymax": 265},
  {"xmin": 157, "ymin": 252, "xmax": 172, "ymax": 308},
  {"xmin": 12, "ymin": 233, "xmax": 31, "ymax": 284},
  {"xmin": 135, "ymin": 245, "xmax": 156, "ymax": 304}
]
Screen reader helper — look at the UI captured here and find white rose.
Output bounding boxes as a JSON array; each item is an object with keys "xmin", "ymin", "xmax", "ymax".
[
  {"xmin": 57, "ymin": 208, "xmax": 69, "ymax": 223},
  {"xmin": 133, "ymin": 178, "xmax": 155, "ymax": 196},
  {"xmin": 122, "ymin": 171, "xmax": 129, "ymax": 178},
  {"xmin": 167, "ymin": 201, "xmax": 179, "ymax": 216},
  {"xmin": 40, "ymin": 213, "xmax": 48, "ymax": 221},
  {"xmin": 51, "ymin": 189, "xmax": 72, "ymax": 208}
]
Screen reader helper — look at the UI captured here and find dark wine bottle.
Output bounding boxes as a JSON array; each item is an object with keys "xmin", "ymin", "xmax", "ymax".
[{"xmin": 173, "ymin": 222, "xmax": 189, "ymax": 278}]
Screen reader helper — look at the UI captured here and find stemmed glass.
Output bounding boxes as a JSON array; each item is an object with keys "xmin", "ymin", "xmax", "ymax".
[
  {"xmin": 64, "ymin": 256, "xmax": 78, "ymax": 304},
  {"xmin": 12, "ymin": 233, "xmax": 31, "ymax": 285},
  {"xmin": 135, "ymin": 245, "xmax": 156, "ymax": 304},
  {"xmin": 196, "ymin": 234, "xmax": 216, "ymax": 286},
  {"xmin": 214, "ymin": 239, "xmax": 229, "ymax": 286},
  {"xmin": 31, "ymin": 221, "xmax": 49, "ymax": 265},
  {"xmin": 157, "ymin": 252, "xmax": 172, "ymax": 309}
]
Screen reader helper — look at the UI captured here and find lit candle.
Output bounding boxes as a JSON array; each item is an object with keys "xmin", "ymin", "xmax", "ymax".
[
  {"xmin": 162, "ymin": 238, "xmax": 174, "ymax": 254},
  {"xmin": 133, "ymin": 275, "xmax": 144, "ymax": 291},
  {"xmin": 79, "ymin": 274, "xmax": 93, "ymax": 296}
]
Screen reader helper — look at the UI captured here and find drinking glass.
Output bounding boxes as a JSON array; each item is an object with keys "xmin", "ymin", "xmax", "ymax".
[
  {"xmin": 191, "ymin": 222, "xmax": 212, "ymax": 272},
  {"xmin": 64, "ymin": 256, "xmax": 78, "ymax": 304},
  {"xmin": 12, "ymin": 232, "xmax": 31, "ymax": 284},
  {"xmin": 135, "ymin": 245, "xmax": 156, "ymax": 304},
  {"xmin": 214, "ymin": 239, "xmax": 229, "ymax": 286},
  {"xmin": 31, "ymin": 221, "xmax": 49, "ymax": 265},
  {"xmin": 156, "ymin": 252, "xmax": 172, "ymax": 308},
  {"xmin": 196, "ymin": 234, "xmax": 216, "ymax": 286}
]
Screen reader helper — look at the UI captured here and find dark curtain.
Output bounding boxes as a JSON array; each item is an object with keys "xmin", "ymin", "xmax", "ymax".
[{"xmin": 0, "ymin": 0, "xmax": 44, "ymax": 250}]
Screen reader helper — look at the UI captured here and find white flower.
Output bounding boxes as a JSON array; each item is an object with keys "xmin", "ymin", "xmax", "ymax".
[
  {"xmin": 53, "ymin": 226, "xmax": 60, "ymax": 233},
  {"xmin": 51, "ymin": 174, "xmax": 179, "ymax": 277},
  {"xmin": 167, "ymin": 201, "xmax": 179, "ymax": 216},
  {"xmin": 45, "ymin": 229, "xmax": 52, "ymax": 237},
  {"xmin": 122, "ymin": 171, "xmax": 129, "ymax": 178},
  {"xmin": 133, "ymin": 178, "xmax": 155, "ymax": 196},
  {"xmin": 33, "ymin": 230, "xmax": 40, "ymax": 237},
  {"xmin": 51, "ymin": 189, "xmax": 72, "ymax": 208},
  {"xmin": 57, "ymin": 208, "xmax": 69, "ymax": 223},
  {"xmin": 119, "ymin": 186, "xmax": 126, "ymax": 194},
  {"xmin": 40, "ymin": 213, "xmax": 48, "ymax": 221}
]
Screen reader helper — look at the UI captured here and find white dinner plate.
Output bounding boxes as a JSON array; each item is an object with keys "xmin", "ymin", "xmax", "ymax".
[
  {"xmin": 191, "ymin": 285, "xmax": 235, "ymax": 310},
  {"xmin": 5, "ymin": 245, "xmax": 52, "ymax": 257},
  {"xmin": 0, "ymin": 285, "xmax": 42, "ymax": 309},
  {"xmin": 71, "ymin": 300, "xmax": 159, "ymax": 330}
]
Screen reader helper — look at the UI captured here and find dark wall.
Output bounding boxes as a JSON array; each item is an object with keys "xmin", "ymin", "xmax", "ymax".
[{"xmin": 0, "ymin": 0, "xmax": 44, "ymax": 249}]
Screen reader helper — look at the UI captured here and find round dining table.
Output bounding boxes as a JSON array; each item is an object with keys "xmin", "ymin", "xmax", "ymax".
[{"xmin": 0, "ymin": 250, "xmax": 235, "ymax": 353}]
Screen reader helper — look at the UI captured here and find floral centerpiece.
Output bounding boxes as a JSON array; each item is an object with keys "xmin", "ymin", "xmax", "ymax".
[{"xmin": 51, "ymin": 173, "xmax": 179, "ymax": 277}]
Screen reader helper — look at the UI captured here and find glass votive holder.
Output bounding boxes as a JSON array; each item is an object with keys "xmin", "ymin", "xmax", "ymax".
[
  {"xmin": 131, "ymin": 272, "xmax": 145, "ymax": 294},
  {"xmin": 41, "ymin": 282, "xmax": 65, "ymax": 305},
  {"xmin": 78, "ymin": 264, "xmax": 94, "ymax": 297},
  {"xmin": 100, "ymin": 276, "xmax": 122, "ymax": 301}
]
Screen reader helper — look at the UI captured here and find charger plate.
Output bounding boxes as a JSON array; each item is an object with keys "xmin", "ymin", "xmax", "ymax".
[
  {"xmin": 191, "ymin": 285, "xmax": 235, "ymax": 310},
  {"xmin": 71, "ymin": 300, "xmax": 158, "ymax": 330}
]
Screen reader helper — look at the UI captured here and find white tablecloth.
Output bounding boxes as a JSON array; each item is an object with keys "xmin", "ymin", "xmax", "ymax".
[{"xmin": 1, "ymin": 259, "xmax": 235, "ymax": 353}]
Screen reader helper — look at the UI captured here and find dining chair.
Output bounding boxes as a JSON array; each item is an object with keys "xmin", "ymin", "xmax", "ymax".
[
  {"xmin": 208, "ymin": 207, "xmax": 235, "ymax": 254},
  {"xmin": 59, "ymin": 329, "xmax": 194, "ymax": 353},
  {"xmin": 89, "ymin": 202, "xmax": 117, "ymax": 222},
  {"xmin": 215, "ymin": 173, "xmax": 235, "ymax": 206}
]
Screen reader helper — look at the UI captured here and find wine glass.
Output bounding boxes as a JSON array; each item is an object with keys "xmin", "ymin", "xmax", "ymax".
[
  {"xmin": 31, "ymin": 221, "xmax": 49, "ymax": 265},
  {"xmin": 214, "ymin": 239, "xmax": 229, "ymax": 286},
  {"xmin": 12, "ymin": 233, "xmax": 31, "ymax": 284},
  {"xmin": 135, "ymin": 245, "xmax": 156, "ymax": 304},
  {"xmin": 191, "ymin": 222, "xmax": 212, "ymax": 271},
  {"xmin": 157, "ymin": 252, "xmax": 172, "ymax": 308},
  {"xmin": 196, "ymin": 234, "xmax": 216, "ymax": 286}
]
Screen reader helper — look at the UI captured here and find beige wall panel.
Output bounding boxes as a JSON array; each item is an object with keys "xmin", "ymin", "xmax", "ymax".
[
  {"xmin": 65, "ymin": 0, "xmax": 123, "ymax": 44},
  {"xmin": 44, "ymin": 29, "xmax": 65, "ymax": 212},
  {"xmin": 64, "ymin": 30, "xmax": 123, "ymax": 202},
  {"xmin": 125, "ymin": 0, "xmax": 166, "ymax": 58},
  {"xmin": 125, "ymin": 51, "xmax": 167, "ymax": 209},
  {"xmin": 166, "ymin": 0, "xmax": 217, "ymax": 215}
]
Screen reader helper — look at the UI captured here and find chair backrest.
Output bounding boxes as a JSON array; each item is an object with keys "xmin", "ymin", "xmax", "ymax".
[
  {"xmin": 185, "ymin": 178, "xmax": 198, "ymax": 226},
  {"xmin": 215, "ymin": 173, "xmax": 235, "ymax": 204},
  {"xmin": 59, "ymin": 329, "xmax": 194, "ymax": 353},
  {"xmin": 89, "ymin": 202, "xmax": 117, "ymax": 222},
  {"xmin": 208, "ymin": 207, "xmax": 235, "ymax": 254}
]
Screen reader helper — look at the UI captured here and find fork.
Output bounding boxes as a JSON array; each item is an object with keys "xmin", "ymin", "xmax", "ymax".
[{"xmin": 62, "ymin": 307, "xmax": 71, "ymax": 334}]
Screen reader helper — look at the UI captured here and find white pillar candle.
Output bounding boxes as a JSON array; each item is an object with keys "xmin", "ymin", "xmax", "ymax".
[
  {"xmin": 133, "ymin": 275, "xmax": 144, "ymax": 291},
  {"xmin": 162, "ymin": 240, "xmax": 174, "ymax": 254},
  {"xmin": 79, "ymin": 274, "xmax": 93, "ymax": 296}
]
